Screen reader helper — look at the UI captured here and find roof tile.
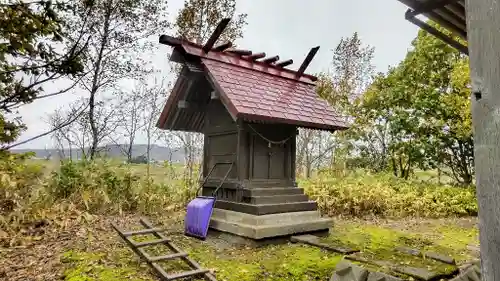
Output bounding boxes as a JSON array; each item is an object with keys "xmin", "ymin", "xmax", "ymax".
[
  {"xmin": 202, "ymin": 58, "xmax": 347, "ymax": 131},
  {"xmin": 157, "ymin": 36, "xmax": 351, "ymax": 132}
]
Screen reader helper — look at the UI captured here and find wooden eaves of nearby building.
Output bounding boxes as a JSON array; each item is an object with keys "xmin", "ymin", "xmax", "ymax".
[{"xmin": 397, "ymin": 0, "xmax": 467, "ymax": 54}]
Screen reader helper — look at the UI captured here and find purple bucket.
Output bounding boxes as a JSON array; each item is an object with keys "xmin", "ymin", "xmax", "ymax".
[{"xmin": 184, "ymin": 196, "xmax": 216, "ymax": 239}]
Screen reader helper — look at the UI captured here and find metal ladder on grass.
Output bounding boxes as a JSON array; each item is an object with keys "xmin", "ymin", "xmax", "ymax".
[{"xmin": 111, "ymin": 218, "xmax": 217, "ymax": 281}]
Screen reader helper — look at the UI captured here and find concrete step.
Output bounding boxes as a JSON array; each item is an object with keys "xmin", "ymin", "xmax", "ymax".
[
  {"xmin": 241, "ymin": 180, "xmax": 293, "ymax": 189},
  {"xmin": 246, "ymin": 194, "xmax": 309, "ymax": 204},
  {"xmin": 211, "ymin": 208, "xmax": 324, "ymax": 226},
  {"xmin": 209, "ymin": 217, "xmax": 333, "ymax": 240},
  {"xmin": 242, "ymin": 187, "xmax": 305, "ymax": 197},
  {"xmin": 214, "ymin": 200, "xmax": 318, "ymax": 215}
]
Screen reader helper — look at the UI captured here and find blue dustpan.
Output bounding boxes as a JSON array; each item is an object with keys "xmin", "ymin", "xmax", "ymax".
[{"xmin": 184, "ymin": 196, "xmax": 216, "ymax": 239}]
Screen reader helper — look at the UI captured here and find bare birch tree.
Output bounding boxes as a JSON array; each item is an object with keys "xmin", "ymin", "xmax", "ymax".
[
  {"xmin": 142, "ymin": 79, "xmax": 169, "ymax": 163},
  {"xmin": 48, "ymin": 108, "xmax": 74, "ymax": 159},
  {"xmin": 63, "ymin": 0, "xmax": 169, "ymax": 159},
  {"xmin": 48, "ymin": 97, "xmax": 119, "ymax": 159},
  {"xmin": 135, "ymin": 78, "xmax": 170, "ymax": 182},
  {"xmin": 113, "ymin": 86, "xmax": 147, "ymax": 162},
  {"xmin": 296, "ymin": 129, "xmax": 337, "ymax": 178}
]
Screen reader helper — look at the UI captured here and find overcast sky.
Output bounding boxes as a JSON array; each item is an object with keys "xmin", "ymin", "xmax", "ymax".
[{"xmin": 14, "ymin": 0, "xmax": 418, "ymax": 149}]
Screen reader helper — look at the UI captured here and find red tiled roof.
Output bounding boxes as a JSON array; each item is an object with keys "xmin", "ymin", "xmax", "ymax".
[
  {"xmin": 202, "ymin": 58, "xmax": 348, "ymax": 131},
  {"xmin": 181, "ymin": 44, "xmax": 318, "ymax": 85},
  {"xmin": 157, "ymin": 35, "xmax": 349, "ymax": 131}
]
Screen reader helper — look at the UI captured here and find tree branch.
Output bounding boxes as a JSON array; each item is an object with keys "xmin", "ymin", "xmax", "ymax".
[{"xmin": 3, "ymin": 102, "xmax": 89, "ymax": 150}]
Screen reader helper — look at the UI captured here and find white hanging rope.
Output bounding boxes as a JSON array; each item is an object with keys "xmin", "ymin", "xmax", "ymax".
[{"xmin": 248, "ymin": 124, "xmax": 294, "ymax": 147}]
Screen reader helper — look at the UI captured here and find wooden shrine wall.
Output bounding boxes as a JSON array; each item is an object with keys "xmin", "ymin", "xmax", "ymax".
[
  {"xmin": 202, "ymin": 99, "xmax": 298, "ymax": 188},
  {"xmin": 203, "ymin": 99, "xmax": 238, "ymax": 180},
  {"xmin": 244, "ymin": 123, "xmax": 296, "ymax": 183}
]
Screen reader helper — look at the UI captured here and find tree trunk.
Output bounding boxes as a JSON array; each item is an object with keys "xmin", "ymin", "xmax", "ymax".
[
  {"xmin": 296, "ymin": 148, "xmax": 304, "ymax": 177},
  {"xmin": 330, "ymin": 148, "xmax": 336, "ymax": 170},
  {"xmin": 398, "ymin": 157, "xmax": 404, "ymax": 178},
  {"xmin": 391, "ymin": 155, "xmax": 397, "ymax": 177},
  {"xmin": 146, "ymin": 130, "xmax": 151, "ymax": 187},
  {"xmin": 466, "ymin": 0, "xmax": 500, "ymax": 278},
  {"xmin": 88, "ymin": 6, "xmax": 112, "ymax": 160},
  {"xmin": 305, "ymin": 152, "xmax": 312, "ymax": 179},
  {"xmin": 88, "ymin": 94, "xmax": 98, "ymax": 159},
  {"xmin": 437, "ymin": 165, "xmax": 441, "ymax": 184},
  {"xmin": 146, "ymin": 132, "xmax": 152, "ymax": 164}
]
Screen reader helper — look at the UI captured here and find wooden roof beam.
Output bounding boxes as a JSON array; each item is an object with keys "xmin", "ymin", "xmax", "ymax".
[
  {"xmin": 202, "ymin": 18, "xmax": 231, "ymax": 53},
  {"xmin": 409, "ymin": 0, "xmax": 460, "ymax": 16},
  {"xmin": 405, "ymin": 9, "xmax": 468, "ymax": 54},
  {"xmin": 246, "ymin": 52, "xmax": 266, "ymax": 61},
  {"xmin": 159, "ymin": 34, "xmax": 182, "ymax": 47},
  {"xmin": 213, "ymin": 42, "xmax": 232, "ymax": 52},
  {"xmin": 262, "ymin": 55, "xmax": 279, "ymax": 64},
  {"xmin": 296, "ymin": 46, "xmax": 320, "ymax": 78},
  {"xmin": 275, "ymin": 59, "xmax": 293, "ymax": 68},
  {"xmin": 227, "ymin": 49, "xmax": 252, "ymax": 56},
  {"xmin": 178, "ymin": 100, "xmax": 205, "ymax": 111}
]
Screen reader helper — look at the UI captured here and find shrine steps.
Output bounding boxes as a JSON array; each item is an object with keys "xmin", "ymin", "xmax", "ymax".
[
  {"xmin": 241, "ymin": 187, "xmax": 305, "ymax": 197},
  {"xmin": 214, "ymin": 200, "xmax": 318, "ymax": 215},
  {"xmin": 205, "ymin": 186, "xmax": 332, "ymax": 240},
  {"xmin": 241, "ymin": 187, "xmax": 311, "ymax": 205},
  {"xmin": 245, "ymin": 194, "xmax": 309, "ymax": 204},
  {"xmin": 213, "ymin": 186, "xmax": 315, "ymax": 214},
  {"xmin": 211, "ymin": 209, "xmax": 322, "ymax": 224}
]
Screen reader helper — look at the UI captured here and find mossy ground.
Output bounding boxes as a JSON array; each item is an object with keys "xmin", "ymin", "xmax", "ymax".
[
  {"xmin": 56, "ymin": 215, "xmax": 478, "ymax": 281},
  {"xmin": 61, "ymin": 233, "xmax": 343, "ymax": 281},
  {"xmin": 321, "ymin": 218, "xmax": 478, "ymax": 277}
]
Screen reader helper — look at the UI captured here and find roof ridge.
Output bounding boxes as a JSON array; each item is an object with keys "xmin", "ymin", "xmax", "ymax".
[
  {"xmin": 200, "ymin": 56, "xmax": 315, "ymax": 86},
  {"xmin": 159, "ymin": 34, "xmax": 319, "ymax": 84}
]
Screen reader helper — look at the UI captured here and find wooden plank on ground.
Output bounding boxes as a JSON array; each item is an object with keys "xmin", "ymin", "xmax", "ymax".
[{"xmin": 291, "ymin": 234, "xmax": 359, "ymax": 254}]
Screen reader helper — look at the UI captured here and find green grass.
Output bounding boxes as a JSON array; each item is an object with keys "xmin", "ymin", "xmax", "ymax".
[
  {"xmin": 61, "ymin": 250, "xmax": 153, "ymax": 281},
  {"xmin": 61, "ymin": 234, "xmax": 344, "ymax": 281},
  {"xmin": 189, "ymin": 244, "xmax": 343, "ymax": 280},
  {"xmin": 58, "ymin": 217, "xmax": 478, "ymax": 281}
]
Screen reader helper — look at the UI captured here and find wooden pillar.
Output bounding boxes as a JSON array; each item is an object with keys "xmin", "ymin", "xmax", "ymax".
[
  {"xmin": 202, "ymin": 113, "xmax": 210, "ymax": 179},
  {"xmin": 249, "ymin": 132, "xmax": 254, "ymax": 180},
  {"xmin": 236, "ymin": 120, "xmax": 248, "ymax": 181},
  {"xmin": 290, "ymin": 128, "xmax": 298, "ymax": 186},
  {"xmin": 466, "ymin": 0, "xmax": 500, "ymax": 278}
]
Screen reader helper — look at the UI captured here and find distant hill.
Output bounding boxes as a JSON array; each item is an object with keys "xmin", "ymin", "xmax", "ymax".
[{"xmin": 10, "ymin": 144, "xmax": 190, "ymax": 163}]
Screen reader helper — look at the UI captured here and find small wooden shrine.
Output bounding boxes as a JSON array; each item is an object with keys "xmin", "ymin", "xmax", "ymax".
[{"xmin": 157, "ymin": 19, "xmax": 348, "ymax": 240}]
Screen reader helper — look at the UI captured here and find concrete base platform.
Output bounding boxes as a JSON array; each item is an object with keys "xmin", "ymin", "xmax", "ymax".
[
  {"xmin": 206, "ymin": 228, "xmax": 329, "ymax": 248},
  {"xmin": 209, "ymin": 208, "xmax": 333, "ymax": 240}
]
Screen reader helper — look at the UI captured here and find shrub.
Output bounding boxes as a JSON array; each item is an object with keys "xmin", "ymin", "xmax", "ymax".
[
  {"xmin": 46, "ymin": 159, "xmax": 195, "ymax": 215},
  {"xmin": 0, "ymin": 152, "xmax": 44, "ymax": 214},
  {"xmin": 47, "ymin": 160, "xmax": 142, "ymax": 213},
  {"xmin": 130, "ymin": 155, "xmax": 148, "ymax": 164},
  {"xmin": 0, "ymin": 152, "xmax": 47, "ymax": 238},
  {"xmin": 0, "ymin": 154, "xmax": 478, "ymax": 237},
  {"xmin": 301, "ymin": 170, "xmax": 477, "ymax": 218}
]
